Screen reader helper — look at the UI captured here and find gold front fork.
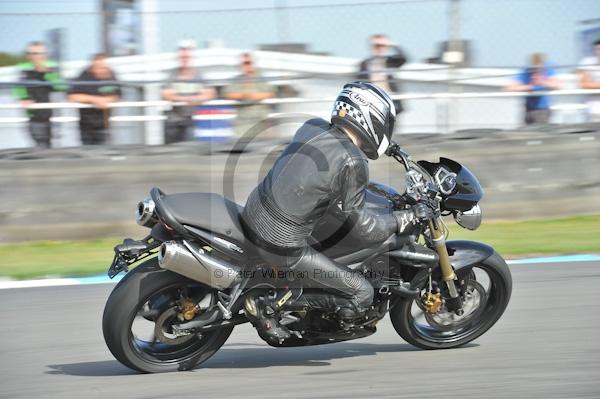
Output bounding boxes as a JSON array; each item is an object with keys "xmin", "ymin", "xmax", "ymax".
[{"xmin": 428, "ymin": 218, "xmax": 461, "ymax": 302}]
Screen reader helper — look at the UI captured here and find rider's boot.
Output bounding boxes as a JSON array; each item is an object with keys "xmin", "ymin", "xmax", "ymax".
[
  {"xmin": 244, "ymin": 295, "xmax": 291, "ymax": 344},
  {"xmin": 292, "ymin": 293, "xmax": 366, "ymax": 322}
]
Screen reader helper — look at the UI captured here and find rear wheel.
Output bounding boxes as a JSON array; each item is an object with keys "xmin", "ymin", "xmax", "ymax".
[
  {"xmin": 390, "ymin": 251, "xmax": 511, "ymax": 349},
  {"xmin": 102, "ymin": 258, "xmax": 234, "ymax": 373}
]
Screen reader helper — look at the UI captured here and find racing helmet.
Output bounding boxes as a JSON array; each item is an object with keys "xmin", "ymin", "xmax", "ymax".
[{"xmin": 331, "ymin": 81, "xmax": 396, "ymax": 160}]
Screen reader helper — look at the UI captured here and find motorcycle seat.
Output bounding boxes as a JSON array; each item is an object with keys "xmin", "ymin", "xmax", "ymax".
[{"xmin": 161, "ymin": 192, "xmax": 247, "ymax": 246}]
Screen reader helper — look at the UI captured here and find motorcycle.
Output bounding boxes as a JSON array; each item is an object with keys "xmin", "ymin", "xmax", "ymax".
[{"xmin": 102, "ymin": 142, "xmax": 512, "ymax": 373}]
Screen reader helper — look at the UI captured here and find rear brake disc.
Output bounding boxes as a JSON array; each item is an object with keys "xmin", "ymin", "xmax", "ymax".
[{"xmin": 154, "ymin": 307, "xmax": 196, "ymax": 345}]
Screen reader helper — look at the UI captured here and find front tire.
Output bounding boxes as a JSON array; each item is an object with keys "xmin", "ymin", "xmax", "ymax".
[
  {"xmin": 390, "ymin": 251, "xmax": 512, "ymax": 350},
  {"xmin": 102, "ymin": 258, "xmax": 234, "ymax": 373}
]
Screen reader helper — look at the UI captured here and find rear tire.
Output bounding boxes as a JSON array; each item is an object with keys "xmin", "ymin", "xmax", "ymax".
[
  {"xmin": 390, "ymin": 251, "xmax": 512, "ymax": 350},
  {"xmin": 102, "ymin": 258, "xmax": 234, "ymax": 373}
]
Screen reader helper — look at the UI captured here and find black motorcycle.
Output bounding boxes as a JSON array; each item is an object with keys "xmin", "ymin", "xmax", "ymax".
[{"xmin": 102, "ymin": 143, "xmax": 512, "ymax": 373}]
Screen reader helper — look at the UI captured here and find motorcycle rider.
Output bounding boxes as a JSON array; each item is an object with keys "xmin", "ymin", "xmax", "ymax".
[{"xmin": 241, "ymin": 81, "xmax": 436, "ymax": 343}]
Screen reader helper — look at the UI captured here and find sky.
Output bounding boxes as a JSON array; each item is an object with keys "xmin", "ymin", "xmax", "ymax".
[{"xmin": 0, "ymin": 0, "xmax": 599, "ymax": 68}]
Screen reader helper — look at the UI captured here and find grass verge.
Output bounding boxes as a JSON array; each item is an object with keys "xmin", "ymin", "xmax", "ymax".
[
  {"xmin": 0, "ymin": 215, "xmax": 599, "ymax": 280},
  {"xmin": 447, "ymin": 214, "xmax": 600, "ymax": 255}
]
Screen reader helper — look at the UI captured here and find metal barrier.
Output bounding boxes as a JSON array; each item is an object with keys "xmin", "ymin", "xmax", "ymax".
[
  {"xmin": 0, "ymin": 88, "xmax": 598, "ymax": 149},
  {"xmin": 1, "ymin": 89, "xmax": 599, "ymax": 125},
  {"xmin": 1, "ymin": 89, "xmax": 599, "ymax": 123}
]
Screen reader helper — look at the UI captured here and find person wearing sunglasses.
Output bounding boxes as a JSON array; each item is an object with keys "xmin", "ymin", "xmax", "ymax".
[
  {"xmin": 13, "ymin": 41, "xmax": 65, "ymax": 148},
  {"xmin": 357, "ymin": 34, "xmax": 406, "ymax": 115},
  {"xmin": 161, "ymin": 40, "xmax": 216, "ymax": 144},
  {"xmin": 223, "ymin": 53, "xmax": 275, "ymax": 138}
]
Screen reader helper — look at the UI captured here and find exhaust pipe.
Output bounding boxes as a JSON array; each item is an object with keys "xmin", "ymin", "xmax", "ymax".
[{"xmin": 158, "ymin": 241, "xmax": 241, "ymax": 290}]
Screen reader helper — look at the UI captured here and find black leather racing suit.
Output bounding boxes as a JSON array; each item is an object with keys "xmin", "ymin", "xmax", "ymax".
[{"xmin": 242, "ymin": 118, "xmax": 410, "ymax": 311}]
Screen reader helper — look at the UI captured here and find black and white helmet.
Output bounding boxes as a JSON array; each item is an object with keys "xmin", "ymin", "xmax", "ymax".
[{"xmin": 331, "ymin": 81, "xmax": 396, "ymax": 160}]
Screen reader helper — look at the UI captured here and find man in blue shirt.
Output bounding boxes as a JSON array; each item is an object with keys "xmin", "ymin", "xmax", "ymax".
[{"xmin": 506, "ymin": 53, "xmax": 561, "ymax": 124}]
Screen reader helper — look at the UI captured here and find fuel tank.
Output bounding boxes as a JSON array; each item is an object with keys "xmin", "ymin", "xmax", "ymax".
[{"xmin": 310, "ymin": 181, "xmax": 401, "ymax": 259}]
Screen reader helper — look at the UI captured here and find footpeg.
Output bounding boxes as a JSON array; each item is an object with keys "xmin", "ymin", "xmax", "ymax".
[{"xmin": 275, "ymin": 290, "xmax": 293, "ymax": 309}]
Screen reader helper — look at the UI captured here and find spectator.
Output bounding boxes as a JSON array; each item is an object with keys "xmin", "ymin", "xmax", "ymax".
[
  {"xmin": 161, "ymin": 40, "xmax": 216, "ymax": 144},
  {"xmin": 223, "ymin": 53, "xmax": 275, "ymax": 138},
  {"xmin": 578, "ymin": 39, "xmax": 600, "ymax": 121},
  {"xmin": 357, "ymin": 34, "xmax": 406, "ymax": 114},
  {"xmin": 68, "ymin": 54, "xmax": 121, "ymax": 145},
  {"xmin": 505, "ymin": 53, "xmax": 561, "ymax": 125},
  {"xmin": 12, "ymin": 41, "xmax": 65, "ymax": 148}
]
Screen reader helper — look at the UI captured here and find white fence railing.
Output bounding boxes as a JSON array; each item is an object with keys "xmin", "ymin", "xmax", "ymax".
[
  {"xmin": 0, "ymin": 88, "xmax": 598, "ymax": 148},
  {"xmin": 1, "ymin": 89, "xmax": 599, "ymax": 124}
]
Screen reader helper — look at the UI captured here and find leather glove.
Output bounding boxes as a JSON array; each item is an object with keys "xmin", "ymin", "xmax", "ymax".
[
  {"xmin": 393, "ymin": 200, "xmax": 439, "ymax": 235},
  {"xmin": 393, "ymin": 209, "xmax": 417, "ymax": 235},
  {"xmin": 412, "ymin": 201, "xmax": 437, "ymax": 221}
]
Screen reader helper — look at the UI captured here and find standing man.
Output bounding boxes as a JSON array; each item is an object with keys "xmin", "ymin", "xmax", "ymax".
[
  {"xmin": 578, "ymin": 39, "xmax": 600, "ymax": 121},
  {"xmin": 223, "ymin": 53, "xmax": 276, "ymax": 138},
  {"xmin": 13, "ymin": 41, "xmax": 65, "ymax": 148},
  {"xmin": 357, "ymin": 34, "xmax": 406, "ymax": 114},
  {"xmin": 68, "ymin": 54, "xmax": 121, "ymax": 145},
  {"xmin": 161, "ymin": 40, "xmax": 216, "ymax": 144},
  {"xmin": 505, "ymin": 53, "xmax": 560, "ymax": 125}
]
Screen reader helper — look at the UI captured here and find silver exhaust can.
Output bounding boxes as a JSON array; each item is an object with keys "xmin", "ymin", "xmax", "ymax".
[{"xmin": 158, "ymin": 241, "xmax": 241, "ymax": 290}]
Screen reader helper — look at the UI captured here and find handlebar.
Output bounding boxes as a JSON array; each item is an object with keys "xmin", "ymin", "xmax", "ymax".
[{"xmin": 386, "ymin": 142, "xmax": 443, "ymax": 219}]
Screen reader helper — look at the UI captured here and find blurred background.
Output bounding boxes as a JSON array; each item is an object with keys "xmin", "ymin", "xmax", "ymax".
[
  {"xmin": 1, "ymin": 3, "xmax": 600, "ymax": 397},
  {"xmin": 0, "ymin": 0, "xmax": 599, "ymax": 279}
]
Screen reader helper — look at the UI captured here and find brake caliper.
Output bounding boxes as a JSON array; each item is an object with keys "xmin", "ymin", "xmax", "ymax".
[
  {"xmin": 422, "ymin": 292, "xmax": 443, "ymax": 314},
  {"xmin": 177, "ymin": 298, "xmax": 199, "ymax": 321}
]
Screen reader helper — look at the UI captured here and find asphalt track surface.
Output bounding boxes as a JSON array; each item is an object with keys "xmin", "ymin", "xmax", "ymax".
[{"xmin": 1, "ymin": 261, "xmax": 599, "ymax": 399}]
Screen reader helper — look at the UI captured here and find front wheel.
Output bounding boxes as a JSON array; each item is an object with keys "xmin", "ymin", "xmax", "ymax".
[
  {"xmin": 390, "ymin": 251, "xmax": 512, "ymax": 350},
  {"xmin": 102, "ymin": 258, "xmax": 234, "ymax": 373}
]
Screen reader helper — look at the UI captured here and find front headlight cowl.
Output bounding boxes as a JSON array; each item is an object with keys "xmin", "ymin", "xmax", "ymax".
[
  {"xmin": 135, "ymin": 197, "xmax": 157, "ymax": 227},
  {"xmin": 454, "ymin": 204, "xmax": 482, "ymax": 231}
]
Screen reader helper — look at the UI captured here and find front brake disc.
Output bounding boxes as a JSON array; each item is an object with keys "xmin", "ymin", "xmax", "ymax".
[{"xmin": 424, "ymin": 280, "xmax": 487, "ymax": 331}]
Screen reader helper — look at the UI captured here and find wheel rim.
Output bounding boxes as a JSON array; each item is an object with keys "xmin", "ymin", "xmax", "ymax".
[
  {"xmin": 408, "ymin": 263, "xmax": 507, "ymax": 344},
  {"xmin": 127, "ymin": 283, "xmax": 222, "ymax": 366}
]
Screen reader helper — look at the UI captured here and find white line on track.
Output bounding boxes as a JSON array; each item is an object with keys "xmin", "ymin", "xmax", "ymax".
[{"xmin": 1, "ymin": 255, "xmax": 598, "ymax": 290}]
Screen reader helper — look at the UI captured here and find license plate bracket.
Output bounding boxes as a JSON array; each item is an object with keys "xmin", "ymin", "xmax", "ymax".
[{"xmin": 107, "ymin": 236, "xmax": 161, "ymax": 278}]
